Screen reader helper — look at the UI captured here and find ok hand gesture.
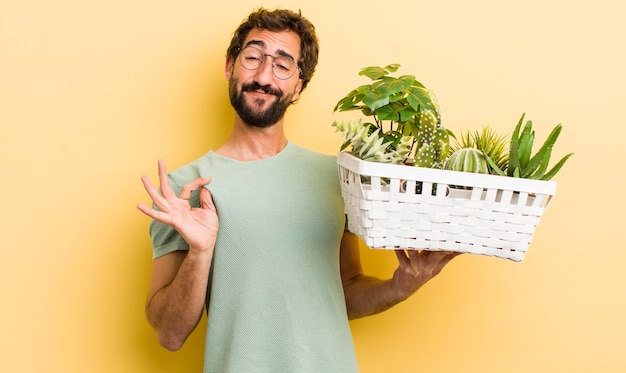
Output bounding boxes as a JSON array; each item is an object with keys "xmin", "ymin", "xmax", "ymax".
[{"xmin": 137, "ymin": 160, "xmax": 219, "ymax": 253}]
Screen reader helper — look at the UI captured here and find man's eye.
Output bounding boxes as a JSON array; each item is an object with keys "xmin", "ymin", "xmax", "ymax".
[
  {"xmin": 244, "ymin": 55, "xmax": 262, "ymax": 62},
  {"xmin": 274, "ymin": 59, "xmax": 292, "ymax": 71}
]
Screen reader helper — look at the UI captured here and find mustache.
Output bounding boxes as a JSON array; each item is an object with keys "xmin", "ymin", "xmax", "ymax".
[{"xmin": 241, "ymin": 82, "xmax": 282, "ymax": 97}]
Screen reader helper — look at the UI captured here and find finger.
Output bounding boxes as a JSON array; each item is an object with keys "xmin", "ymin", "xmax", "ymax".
[
  {"xmin": 442, "ymin": 251, "xmax": 462, "ymax": 263},
  {"xmin": 199, "ymin": 186, "xmax": 216, "ymax": 210},
  {"xmin": 424, "ymin": 251, "xmax": 461, "ymax": 272},
  {"xmin": 394, "ymin": 249, "xmax": 410, "ymax": 266},
  {"xmin": 179, "ymin": 177, "xmax": 212, "ymax": 200},
  {"xmin": 157, "ymin": 159, "xmax": 176, "ymax": 199},
  {"xmin": 140, "ymin": 175, "xmax": 170, "ymax": 213},
  {"xmin": 136, "ymin": 203, "xmax": 172, "ymax": 224},
  {"xmin": 423, "ymin": 250, "xmax": 456, "ymax": 263},
  {"xmin": 406, "ymin": 249, "xmax": 428, "ymax": 260},
  {"xmin": 137, "ymin": 202, "xmax": 157, "ymax": 218}
]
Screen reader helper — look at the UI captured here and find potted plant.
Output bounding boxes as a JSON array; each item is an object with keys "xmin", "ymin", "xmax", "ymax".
[
  {"xmin": 332, "ymin": 64, "xmax": 453, "ymax": 168},
  {"xmin": 333, "ymin": 65, "xmax": 573, "ymax": 261}
]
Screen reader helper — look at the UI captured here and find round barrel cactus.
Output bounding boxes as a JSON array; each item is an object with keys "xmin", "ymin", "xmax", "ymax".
[{"xmin": 445, "ymin": 148, "xmax": 489, "ymax": 174}]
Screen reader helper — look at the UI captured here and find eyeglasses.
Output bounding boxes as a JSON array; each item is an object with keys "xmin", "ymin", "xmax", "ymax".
[{"xmin": 238, "ymin": 46, "xmax": 301, "ymax": 80}]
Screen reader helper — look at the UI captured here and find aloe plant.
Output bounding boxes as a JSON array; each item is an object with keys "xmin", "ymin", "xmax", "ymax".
[{"xmin": 485, "ymin": 113, "xmax": 574, "ymax": 180}]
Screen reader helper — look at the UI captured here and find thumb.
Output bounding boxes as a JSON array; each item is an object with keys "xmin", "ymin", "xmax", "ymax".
[{"xmin": 199, "ymin": 186, "xmax": 216, "ymax": 210}]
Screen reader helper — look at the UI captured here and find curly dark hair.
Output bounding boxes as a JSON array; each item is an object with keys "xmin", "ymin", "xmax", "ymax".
[{"xmin": 226, "ymin": 8, "xmax": 320, "ymax": 91}]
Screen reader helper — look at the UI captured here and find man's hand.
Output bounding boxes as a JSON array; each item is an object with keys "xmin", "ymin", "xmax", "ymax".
[
  {"xmin": 392, "ymin": 249, "xmax": 461, "ymax": 301},
  {"xmin": 137, "ymin": 159, "xmax": 219, "ymax": 252}
]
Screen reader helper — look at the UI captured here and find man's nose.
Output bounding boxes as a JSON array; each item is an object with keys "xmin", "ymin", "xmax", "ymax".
[{"xmin": 253, "ymin": 58, "xmax": 275, "ymax": 86}]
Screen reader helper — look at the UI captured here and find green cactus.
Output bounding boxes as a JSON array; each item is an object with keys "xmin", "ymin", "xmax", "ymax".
[
  {"xmin": 413, "ymin": 109, "xmax": 452, "ymax": 168},
  {"xmin": 452, "ymin": 125, "xmax": 509, "ymax": 173},
  {"xmin": 445, "ymin": 148, "xmax": 489, "ymax": 174}
]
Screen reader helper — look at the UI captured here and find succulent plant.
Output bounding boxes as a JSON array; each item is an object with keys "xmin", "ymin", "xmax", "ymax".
[
  {"xmin": 485, "ymin": 113, "xmax": 574, "ymax": 180},
  {"xmin": 332, "ymin": 119, "xmax": 412, "ymax": 164}
]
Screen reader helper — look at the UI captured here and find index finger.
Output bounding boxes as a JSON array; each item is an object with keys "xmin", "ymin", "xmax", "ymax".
[
  {"xmin": 155, "ymin": 159, "xmax": 177, "ymax": 199},
  {"xmin": 179, "ymin": 177, "xmax": 213, "ymax": 200}
]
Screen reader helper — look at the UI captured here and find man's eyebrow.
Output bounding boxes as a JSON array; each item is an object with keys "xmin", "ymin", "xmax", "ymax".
[
  {"xmin": 243, "ymin": 39, "xmax": 296, "ymax": 62},
  {"xmin": 244, "ymin": 39, "xmax": 266, "ymax": 49}
]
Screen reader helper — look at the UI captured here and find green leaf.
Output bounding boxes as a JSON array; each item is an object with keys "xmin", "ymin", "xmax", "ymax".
[
  {"xmin": 517, "ymin": 121, "xmax": 534, "ymax": 169},
  {"xmin": 528, "ymin": 124, "xmax": 563, "ymax": 178},
  {"xmin": 363, "ymin": 92, "xmax": 389, "ymax": 111},
  {"xmin": 407, "ymin": 86, "xmax": 436, "ymax": 114},
  {"xmin": 371, "ymin": 79, "xmax": 391, "ymax": 94},
  {"xmin": 507, "ymin": 113, "xmax": 525, "ymax": 176},
  {"xmin": 388, "ymin": 79, "xmax": 408, "ymax": 95},
  {"xmin": 359, "ymin": 66, "xmax": 388, "ymax": 80},
  {"xmin": 484, "ymin": 153, "xmax": 507, "ymax": 176},
  {"xmin": 406, "ymin": 120, "xmax": 420, "ymax": 137},
  {"xmin": 445, "ymin": 128, "xmax": 457, "ymax": 140},
  {"xmin": 397, "ymin": 106, "xmax": 417, "ymax": 123},
  {"xmin": 410, "ymin": 79, "xmax": 426, "ymax": 89},
  {"xmin": 406, "ymin": 92, "xmax": 420, "ymax": 111},
  {"xmin": 478, "ymin": 141, "xmax": 505, "ymax": 176},
  {"xmin": 539, "ymin": 153, "xmax": 574, "ymax": 180},
  {"xmin": 384, "ymin": 63, "xmax": 400, "ymax": 71},
  {"xmin": 361, "ymin": 106, "xmax": 375, "ymax": 117},
  {"xmin": 358, "ymin": 64, "xmax": 400, "ymax": 80},
  {"xmin": 397, "ymin": 75, "xmax": 416, "ymax": 88},
  {"xmin": 388, "ymin": 91, "xmax": 405, "ymax": 103},
  {"xmin": 355, "ymin": 84, "xmax": 372, "ymax": 95},
  {"xmin": 334, "ymin": 93, "xmax": 362, "ymax": 112},
  {"xmin": 374, "ymin": 105, "xmax": 398, "ymax": 121}
]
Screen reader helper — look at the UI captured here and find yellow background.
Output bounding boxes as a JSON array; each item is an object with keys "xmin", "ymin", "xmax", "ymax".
[{"xmin": 2, "ymin": 0, "xmax": 624, "ymax": 372}]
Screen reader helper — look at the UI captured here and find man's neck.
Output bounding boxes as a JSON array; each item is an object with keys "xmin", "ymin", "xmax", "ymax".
[{"xmin": 215, "ymin": 119, "xmax": 288, "ymax": 161}]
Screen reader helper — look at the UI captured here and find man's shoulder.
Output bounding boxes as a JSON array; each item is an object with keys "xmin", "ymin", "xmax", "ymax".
[
  {"xmin": 167, "ymin": 151, "xmax": 215, "ymax": 187},
  {"xmin": 289, "ymin": 143, "xmax": 337, "ymax": 163}
]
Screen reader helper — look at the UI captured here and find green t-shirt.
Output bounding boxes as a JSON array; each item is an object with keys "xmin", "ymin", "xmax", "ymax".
[{"xmin": 150, "ymin": 142, "xmax": 359, "ymax": 373}]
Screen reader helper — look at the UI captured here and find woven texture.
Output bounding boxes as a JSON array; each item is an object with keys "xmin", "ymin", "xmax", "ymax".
[{"xmin": 337, "ymin": 152, "xmax": 557, "ymax": 261}]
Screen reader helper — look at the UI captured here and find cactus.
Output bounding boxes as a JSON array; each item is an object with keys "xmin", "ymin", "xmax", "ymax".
[
  {"xmin": 452, "ymin": 125, "xmax": 509, "ymax": 172},
  {"xmin": 413, "ymin": 109, "xmax": 451, "ymax": 168},
  {"xmin": 445, "ymin": 148, "xmax": 489, "ymax": 173}
]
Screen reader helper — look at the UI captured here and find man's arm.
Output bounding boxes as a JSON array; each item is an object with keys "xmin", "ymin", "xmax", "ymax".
[
  {"xmin": 340, "ymin": 231, "xmax": 460, "ymax": 319},
  {"xmin": 138, "ymin": 160, "xmax": 218, "ymax": 350},
  {"xmin": 145, "ymin": 249, "xmax": 211, "ymax": 350}
]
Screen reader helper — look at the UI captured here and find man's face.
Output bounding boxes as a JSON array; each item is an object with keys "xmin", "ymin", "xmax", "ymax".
[{"xmin": 226, "ymin": 29, "xmax": 303, "ymax": 128}]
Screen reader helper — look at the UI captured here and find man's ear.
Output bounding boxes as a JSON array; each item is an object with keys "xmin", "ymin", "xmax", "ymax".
[
  {"xmin": 291, "ymin": 79, "xmax": 304, "ymax": 103},
  {"xmin": 225, "ymin": 58, "xmax": 234, "ymax": 80}
]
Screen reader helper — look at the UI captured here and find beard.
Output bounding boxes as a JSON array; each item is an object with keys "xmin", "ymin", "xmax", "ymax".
[{"xmin": 228, "ymin": 79, "xmax": 293, "ymax": 128}]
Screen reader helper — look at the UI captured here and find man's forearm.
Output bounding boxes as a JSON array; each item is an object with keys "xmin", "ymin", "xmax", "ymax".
[
  {"xmin": 343, "ymin": 274, "xmax": 407, "ymax": 319},
  {"xmin": 146, "ymin": 250, "xmax": 212, "ymax": 351},
  {"xmin": 343, "ymin": 249, "xmax": 459, "ymax": 320}
]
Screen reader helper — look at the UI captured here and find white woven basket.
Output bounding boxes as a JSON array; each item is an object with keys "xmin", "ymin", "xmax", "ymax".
[{"xmin": 337, "ymin": 152, "xmax": 557, "ymax": 261}]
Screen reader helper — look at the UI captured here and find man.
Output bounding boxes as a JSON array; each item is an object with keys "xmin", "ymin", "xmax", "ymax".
[{"xmin": 137, "ymin": 8, "xmax": 459, "ymax": 372}]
